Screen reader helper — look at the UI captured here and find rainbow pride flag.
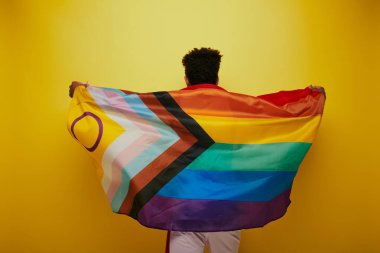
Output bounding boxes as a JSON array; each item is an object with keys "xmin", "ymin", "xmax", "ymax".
[{"xmin": 67, "ymin": 84, "xmax": 325, "ymax": 232}]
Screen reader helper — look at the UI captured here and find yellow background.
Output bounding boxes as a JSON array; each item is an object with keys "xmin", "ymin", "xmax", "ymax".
[{"xmin": 1, "ymin": 0, "xmax": 379, "ymax": 252}]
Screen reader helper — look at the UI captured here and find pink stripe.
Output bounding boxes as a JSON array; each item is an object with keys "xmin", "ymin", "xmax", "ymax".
[{"xmin": 102, "ymin": 90, "xmax": 161, "ymax": 200}]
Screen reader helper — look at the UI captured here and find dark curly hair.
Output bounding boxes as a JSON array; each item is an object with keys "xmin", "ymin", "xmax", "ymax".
[{"xmin": 182, "ymin": 47, "xmax": 223, "ymax": 85}]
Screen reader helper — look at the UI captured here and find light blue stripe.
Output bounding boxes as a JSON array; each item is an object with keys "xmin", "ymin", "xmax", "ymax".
[{"xmin": 157, "ymin": 170, "xmax": 296, "ymax": 202}]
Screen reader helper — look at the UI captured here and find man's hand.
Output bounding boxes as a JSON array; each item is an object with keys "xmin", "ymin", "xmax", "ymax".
[
  {"xmin": 69, "ymin": 81, "xmax": 89, "ymax": 98},
  {"xmin": 309, "ymin": 85, "xmax": 326, "ymax": 98}
]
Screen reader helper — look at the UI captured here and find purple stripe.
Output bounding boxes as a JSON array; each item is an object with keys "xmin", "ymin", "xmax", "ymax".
[{"xmin": 136, "ymin": 188, "xmax": 292, "ymax": 232}]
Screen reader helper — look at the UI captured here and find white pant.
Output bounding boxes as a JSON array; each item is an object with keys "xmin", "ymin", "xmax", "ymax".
[{"xmin": 167, "ymin": 230, "xmax": 241, "ymax": 253}]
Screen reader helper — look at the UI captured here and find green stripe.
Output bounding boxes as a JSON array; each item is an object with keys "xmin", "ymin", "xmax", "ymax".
[{"xmin": 187, "ymin": 142, "xmax": 311, "ymax": 171}]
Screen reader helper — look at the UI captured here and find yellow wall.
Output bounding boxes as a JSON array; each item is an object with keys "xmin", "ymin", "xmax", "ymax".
[{"xmin": 1, "ymin": 0, "xmax": 379, "ymax": 252}]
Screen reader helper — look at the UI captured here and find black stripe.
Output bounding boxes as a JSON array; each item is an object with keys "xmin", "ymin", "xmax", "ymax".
[{"xmin": 129, "ymin": 91, "xmax": 215, "ymax": 218}]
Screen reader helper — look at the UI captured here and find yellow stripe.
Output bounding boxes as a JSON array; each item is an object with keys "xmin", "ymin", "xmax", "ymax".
[
  {"xmin": 67, "ymin": 86, "xmax": 125, "ymax": 179},
  {"xmin": 190, "ymin": 114, "xmax": 321, "ymax": 144}
]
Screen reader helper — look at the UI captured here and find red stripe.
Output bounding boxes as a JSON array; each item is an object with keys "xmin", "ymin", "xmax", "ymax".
[{"xmin": 257, "ymin": 87, "xmax": 319, "ymax": 106}]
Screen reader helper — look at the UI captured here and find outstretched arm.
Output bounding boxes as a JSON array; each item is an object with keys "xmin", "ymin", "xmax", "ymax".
[{"xmin": 69, "ymin": 81, "xmax": 89, "ymax": 98}]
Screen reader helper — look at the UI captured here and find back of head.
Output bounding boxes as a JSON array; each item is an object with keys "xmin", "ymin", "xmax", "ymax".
[{"xmin": 182, "ymin": 47, "xmax": 223, "ymax": 85}]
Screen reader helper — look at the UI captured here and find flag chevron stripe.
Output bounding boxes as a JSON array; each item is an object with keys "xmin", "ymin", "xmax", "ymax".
[
  {"xmin": 118, "ymin": 93, "xmax": 198, "ymax": 214},
  {"xmin": 156, "ymin": 170, "xmax": 296, "ymax": 202},
  {"xmin": 186, "ymin": 142, "xmax": 311, "ymax": 171},
  {"xmin": 190, "ymin": 114, "xmax": 321, "ymax": 144},
  {"xmin": 87, "ymin": 87, "xmax": 146, "ymax": 195},
  {"xmin": 101, "ymin": 89, "xmax": 163, "ymax": 203},
  {"xmin": 88, "ymin": 87, "xmax": 181, "ymax": 212},
  {"xmin": 105, "ymin": 89, "xmax": 181, "ymax": 212},
  {"xmin": 128, "ymin": 91, "xmax": 215, "ymax": 218}
]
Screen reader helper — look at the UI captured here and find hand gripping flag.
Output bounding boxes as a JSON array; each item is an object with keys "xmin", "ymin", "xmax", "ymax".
[{"xmin": 67, "ymin": 84, "xmax": 325, "ymax": 232}]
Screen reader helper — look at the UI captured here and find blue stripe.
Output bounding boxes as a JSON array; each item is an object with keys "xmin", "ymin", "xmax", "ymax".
[{"xmin": 157, "ymin": 170, "xmax": 296, "ymax": 202}]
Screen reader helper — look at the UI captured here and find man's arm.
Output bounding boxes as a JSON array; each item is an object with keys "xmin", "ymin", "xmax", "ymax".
[{"xmin": 69, "ymin": 81, "xmax": 89, "ymax": 98}]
